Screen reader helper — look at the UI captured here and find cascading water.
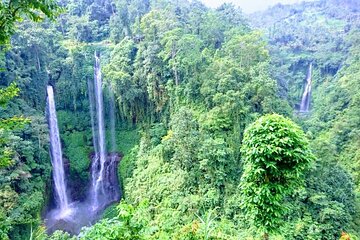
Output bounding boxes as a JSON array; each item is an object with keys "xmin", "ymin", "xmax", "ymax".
[
  {"xmin": 46, "ymin": 85, "xmax": 72, "ymax": 217},
  {"xmin": 106, "ymin": 86, "xmax": 121, "ymax": 202},
  {"xmin": 45, "ymin": 53, "xmax": 121, "ymax": 235},
  {"xmin": 299, "ymin": 63, "xmax": 313, "ymax": 112},
  {"xmin": 90, "ymin": 51, "xmax": 107, "ymax": 211},
  {"xmin": 109, "ymin": 86, "xmax": 117, "ymax": 155},
  {"xmin": 88, "ymin": 75, "xmax": 101, "ymax": 209},
  {"xmin": 88, "ymin": 77, "xmax": 99, "ymax": 165},
  {"xmin": 89, "ymin": 52, "xmax": 121, "ymax": 211}
]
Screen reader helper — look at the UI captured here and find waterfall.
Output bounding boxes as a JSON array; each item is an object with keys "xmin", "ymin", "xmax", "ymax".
[
  {"xmin": 107, "ymin": 86, "xmax": 120, "ymax": 202},
  {"xmin": 90, "ymin": 52, "xmax": 107, "ymax": 211},
  {"xmin": 109, "ymin": 87, "xmax": 117, "ymax": 153},
  {"xmin": 88, "ymin": 75, "xmax": 100, "ymax": 209},
  {"xmin": 88, "ymin": 77, "xmax": 98, "ymax": 164},
  {"xmin": 45, "ymin": 53, "xmax": 121, "ymax": 234},
  {"xmin": 46, "ymin": 86, "xmax": 71, "ymax": 215},
  {"xmin": 88, "ymin": 52, "xmax": 121, "ymax": 211},
  {"xmin": 299, "ymin": 63, "xmax": 313, "ymax": 112}
]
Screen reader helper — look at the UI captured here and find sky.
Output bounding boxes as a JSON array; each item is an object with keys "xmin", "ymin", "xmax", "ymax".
[{"xmin": 199, "ymin": 0, "xmax": 313, "ymax": 13}]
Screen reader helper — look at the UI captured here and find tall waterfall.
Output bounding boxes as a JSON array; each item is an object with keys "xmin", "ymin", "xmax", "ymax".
[
  {"xmin": 88, "ymin": 74, "xmax": 99, "ymax": 206},
  {"xmin": 299, "ymin": 63, "xmax": 313, "ymax": 112},
  {"xmin": 88, "ymin": 77, "xmax": 98, "ymax": 162},
  {"xmin": 88, "ymin": 52, "xmax": 121, "ymax": 211},
  {"xmin": 46, "ymin": 86, "xmax": 71, "ymax": 214},
  {"xmin": 109, "ymin": 87, "xmax": 117, "ymax": 153},
  {"xmin": 106, "ymin": 86, "xmax": 120, "ymax": 202},
  {"xmin": 90, "ymin": 52, "xmax": 107, "ymax": 211}
]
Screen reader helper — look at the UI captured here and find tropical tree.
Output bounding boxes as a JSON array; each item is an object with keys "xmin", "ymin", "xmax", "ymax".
[
  {"xmin": 240, "ymin": 114, "xmax": 314, "ymax": 239},
  {"xmin": 0, "ymin": 0, "xmax": 60, "ymax": 45},
  {"xmin": 0, "ymin": 83, "xmax": 29, "ymax": 168}
]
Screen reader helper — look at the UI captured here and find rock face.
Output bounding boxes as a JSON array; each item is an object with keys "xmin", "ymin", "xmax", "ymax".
[
  {"xmin": 102, "ymin": 153, "xmax": 122, "ymax": 204},
  {"xmin": 89, "ymin": 152, "xmax": 122, "ymax": 212}
]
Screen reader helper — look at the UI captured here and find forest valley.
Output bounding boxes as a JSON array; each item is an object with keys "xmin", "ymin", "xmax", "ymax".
[{"xmin": 0, "ymin": 0, "xmax": 360, "ymax": 239}]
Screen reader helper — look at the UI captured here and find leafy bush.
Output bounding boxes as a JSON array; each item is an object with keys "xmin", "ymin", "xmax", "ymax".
[{"xmin": 240, "ymin": 114, "xmax": 314, "ymax": 237}]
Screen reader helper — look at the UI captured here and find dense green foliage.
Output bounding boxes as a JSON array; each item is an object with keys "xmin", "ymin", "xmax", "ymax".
[
  {"xmin": 0, "ymin": 92, "xmax": 50, "ymax": 239},
  {"xmin": 0, "ymin": 0, "xmax": 61, "ymax": 45},
  {"xmin": 0, "ymin": 83, "xmax": 21, "ymax": 167},
  {"xmin": 0, "ymin": 0, "xmax": 359, "ymax": 239},
  {"xmin": 240, "ymin": 114, "xmax": 314, "ymax": 237}
]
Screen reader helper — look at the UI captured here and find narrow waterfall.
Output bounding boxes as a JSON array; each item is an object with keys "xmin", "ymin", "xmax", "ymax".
[
  {"xmin": 106, "ymin": 86, "xmax": 120, "ymax": 202},
  {"xmin": 88, "ymin": 75, "xmax": 100, "ymax": 210},
  {"xmin": 89, "ymin": 52, "xmax": 121, "ymax": 211},
  {"xmin": 299, "ymin": 63, "xmax": 313, "ymax": 112},
  {"xmin": 109, "ymin": 87, "xmax": 117, "ymax": 154},
  {"xmin": 90, "ymin": 52, "xmax": 107, "ymax": 211},
  {"xmin": 88, "ymin": 77, "xmax": 99, "ymax": 163},
  {"xmin": 46, "ymin": 86, "xmax": 71, "ymax": 215}
]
